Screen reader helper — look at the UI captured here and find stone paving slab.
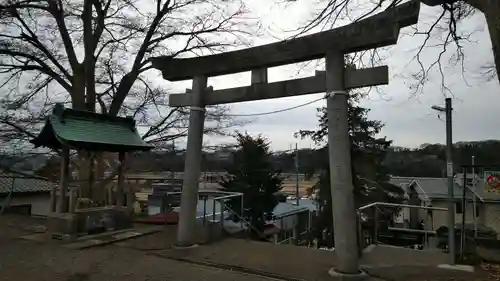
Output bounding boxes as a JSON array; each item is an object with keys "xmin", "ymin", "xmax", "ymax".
[
  {"xmin": 0, "ymin": 234, "xmax": 275, "ymax": 281},
  {"xmin": 143, "ymin": 238, "xmax": 489, "ymax": 281},
  {"xmin": 0, "ymin": 215, "xmax": 272, "ymax": 281},
  {"xmin": 365, "ymin": 265, "xmax": 490, "ymax": 281},
  {"xmin": 0, "ymin": 215, "xmax": 494, "ymax": 281},
  {"xmin": 115, "ymin": 224, "xmax": 212, "ymax": 250},
  {"xmin": 153, "ymin": 239, "xmax": 338, "ymax": 281},
  {"xmin": 361, "ymin": 244, "xmax": 449, "ymax": 266},
  {"xmin": 63, "ymin": 225, "xmax": 163, "ymax": 250}
]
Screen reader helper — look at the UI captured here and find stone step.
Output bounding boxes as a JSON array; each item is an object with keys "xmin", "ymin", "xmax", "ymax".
[
  {"xmin": 361, "ymin": 244, "xmax": 449, "ymax": 267},
  {"xmin": 62, "ymin": 226, "xmax": 162, "ymax": 250}
]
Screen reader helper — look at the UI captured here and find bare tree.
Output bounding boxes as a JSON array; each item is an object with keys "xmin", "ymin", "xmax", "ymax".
[
  {"xmin": 284, "ymin": 0, "xmax": 499, "ymax": 95},
  {"xmin": 0, "ymin": 0, "xmax": 255, "ymax": 195}
]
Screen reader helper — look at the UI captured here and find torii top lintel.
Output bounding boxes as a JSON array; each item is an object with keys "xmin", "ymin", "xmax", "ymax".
[{"xmin": 151, "ymin": 1, "xmax": 420, "ymax": 82}]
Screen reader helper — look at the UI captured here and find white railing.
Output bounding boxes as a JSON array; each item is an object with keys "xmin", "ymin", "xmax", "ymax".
[
  {"xmin": 357, "ymin": 202, "xmax": 448, "ymax": 250},
  {"xmin": 358, "ymin": 201, "xmax": 447, "ymax": 211}
]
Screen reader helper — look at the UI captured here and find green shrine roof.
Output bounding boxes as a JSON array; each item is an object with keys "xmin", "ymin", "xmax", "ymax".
[{"xmin": 31, "ymin": 103, "xmax": 153, "ymax": 152}]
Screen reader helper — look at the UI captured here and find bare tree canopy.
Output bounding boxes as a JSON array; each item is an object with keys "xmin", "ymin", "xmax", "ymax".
[
  {"xmin": 285, "ymin": 0, "xmax": 499, "ymax": 94},
  {"xmin": 0, "ymin": 0, "xmax": 255, "ymax": 151}
]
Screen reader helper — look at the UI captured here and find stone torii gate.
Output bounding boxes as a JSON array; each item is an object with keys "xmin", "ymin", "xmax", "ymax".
[{"xmin": 152, "ymin": 1, "xmax": 420, "ymax": 275}]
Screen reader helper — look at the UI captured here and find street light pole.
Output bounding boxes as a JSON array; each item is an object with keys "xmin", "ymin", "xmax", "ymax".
[
  {"xmin": 295, "ymin": 142, "xmax": 300, "ymax": 206},
  {"xmin": 472, "ymin": 156, "xmax": 478, "ymax": 238},
  {"xmin": 432, "ymin": 97, "xmax": 455, "ymax": 265}
]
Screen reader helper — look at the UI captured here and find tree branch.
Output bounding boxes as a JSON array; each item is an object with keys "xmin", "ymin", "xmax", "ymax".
[
  {"xmin": 108, "ymin": 0, "xmax": 172, "ymax": 116},
  {"xmin": 47, "ymin": 0, "xmax": 80, "ymax": 71},
  {"xmin": 10, "ymin": 9, "xmax": 72, "ymax": 80},
  {"xmin": 0, "ymin": 49, "xmax": 71, "ymax": 92}
]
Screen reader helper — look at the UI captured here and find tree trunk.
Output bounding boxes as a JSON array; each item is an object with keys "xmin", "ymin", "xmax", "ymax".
[
  {"xmin": 423, "ymin": 0, "xmax": 500, "ymax": 84},
  {"xmin": 72, "ymin": 68, "xmax": 92, "ymax": 201},
  {"xmin": 77, "ymin": 151, "xmax": 92, "ymax": 199},
  {"xmin": 75, "ymin": 151, "xmax": 118, "ymax": 205},
  {"xmin": 94, "ymin": 152, "xmax": 116, "ymax": 205},
  {"xmin": 462, "ymin": 0, "xmax": 500, "ymax": 84},
  {"xmin": 71, "ymin": 67, "xmax": 86, "ymax": 110},
  {"xmin": 70, "ymin": 63, "xmax": 104, "ymax": 203},
  {"xmin": 484, "ymin": 3, "xmax": 500, "ymax": 85}
]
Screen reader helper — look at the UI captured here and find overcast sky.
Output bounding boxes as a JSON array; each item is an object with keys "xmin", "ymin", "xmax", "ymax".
[{"xmin": 152, "ymin": 1, "xmax": 499, "ymax": 151}]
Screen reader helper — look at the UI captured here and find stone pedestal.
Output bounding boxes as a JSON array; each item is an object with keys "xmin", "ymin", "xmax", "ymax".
[
  {"xmin": 47, "ymin": 206, "xmax": 133, "ymax": 239},
  {"xmin": 77, "ymin": 206, "xmax": 132, "ymax": 233},
  {"xmin": 47, "ymin": 212, "xmax": 78, "ymax": 236}
]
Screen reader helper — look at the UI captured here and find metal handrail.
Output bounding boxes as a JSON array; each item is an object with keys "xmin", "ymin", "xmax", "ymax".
[
  {"xmin": 357, "ymin": 202, "xmax": 449, "ymax": 250},
  {"xmin": 165, "ymin": 190, "xmax": 243, "ymax": 200},
  {"xmin": 387, "ymin": 227, "xmax": 437, "ymax": 235},
  {"xmin": 277, "ymin": 236, "xmax": 295, "ymax": 244},
  {"xmin": 222, "ymin": 203, "xmax": 255, "ymax": 231},
  {"xmin": 221, "ymin": 202, "xmax": 268, "ymax": 240},
  {"xmin": 358, "ymin": 202, "xmax": 447, "ymax": 211}
]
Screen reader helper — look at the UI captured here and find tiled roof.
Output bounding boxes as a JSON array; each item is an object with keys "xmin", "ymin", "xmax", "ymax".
[
  {"xmin": 31, "ymin": 103, "xmax": 153, "ymax": 152},
  {"xmin": 388, "ymin": 176, "xmax": 414, "ymax": 187},
  {"xmin": 412, "ymin": 178, "xmax": 450, "ymax": 199},
  {"xmin": 0, "ymin": 172, "xmax": 56, "ymax": 194},
  {"xmin": 388, "ymin": 176, "xmax": 415, "ymax": 193},
  {"xmin": 273, "ymin": 202, "xmax": 309, "ymax": 218},
  {"xmin": 390, "ymin": 176, "xmax": 500, "ymax": 202},
  {"xmin": 467, "ymin": 179, "xmax": 500, "ymax": 201}
]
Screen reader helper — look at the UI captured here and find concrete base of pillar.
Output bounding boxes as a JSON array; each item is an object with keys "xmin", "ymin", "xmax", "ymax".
[
  {"xmin": 328, "ymin": 268, "xmax": 368, "ymax": 281},
  {"xmin": 60, "ymin": 234, "xmax": 77, "ymax": 243},
  {"xmin": 437, "ymin": 264, "xmax": 475, "ymax": 272},
  {"xmin": 173, "ymin": 243, "xmax": 199, "ymax": 250}
]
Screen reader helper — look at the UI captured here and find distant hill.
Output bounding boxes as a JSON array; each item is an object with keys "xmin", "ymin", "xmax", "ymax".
[
  {"xmin": 0, "ymin": 153, "xmax": 50, "ymax": 172},
  {"xmin": 384, "ymin": 140, "xmax": 500, "ymax": 177},
  {"xmin": 5, "ymin": 140, "xmax": 500, "ymax": 180},
  {"xmin": 270, "ymin": 140, "xmax": 500, "ymax": 178}
]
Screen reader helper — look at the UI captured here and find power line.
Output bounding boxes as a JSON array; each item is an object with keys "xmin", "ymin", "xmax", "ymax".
[
  {"xmin": 134, "ymin": 96, "xmax": 325, "ymax": 126},
  {"xmin": 224, "ymin": 96, "xmax": 325, "ymax": 117}
]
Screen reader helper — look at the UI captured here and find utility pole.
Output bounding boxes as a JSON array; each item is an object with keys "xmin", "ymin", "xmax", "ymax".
[
  {"xmin": 460, "ymin": 163, "xmax": 483, "ymax": 257},
  {"xmin": 431, "ymin": 97, "xmax": 455, "ymax": 265},
  {"xmin": 461, "ymin": 166, "xmax": 467, "ymax": 262},
  {"xmin": 295, "ymin": 143, "xmax": 299, "ymax": 206},
  {"xmin": 472, "ymin": 156, "xmax": 478, "ymax": 238}
]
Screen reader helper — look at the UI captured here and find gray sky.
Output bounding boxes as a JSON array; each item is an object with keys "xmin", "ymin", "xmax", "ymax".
[{"xmin": 152, "ymin": 1, "xmax": 499, "ymax": 151}]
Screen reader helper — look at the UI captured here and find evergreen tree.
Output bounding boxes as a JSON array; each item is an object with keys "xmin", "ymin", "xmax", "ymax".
[
  {"xmin": 219, "ymin": 133, "xmax": 283, "ymax": 237},
  {"xmin": 297, "ymin": 90, "xmax": 403, "ymax": 247}
]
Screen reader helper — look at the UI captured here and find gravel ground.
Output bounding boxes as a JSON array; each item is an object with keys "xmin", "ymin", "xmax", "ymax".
[
  {"xmin": 0, "ymin": 215, "xmax": 272, "ymax": 281},
  {"xmin": 1, "ymin": 215, "xmax": 500, "ymax": 281},
  {"xmin": 117, "ymin": 232, "xmax": 494, "ymax": 281},
  {"xmin": 0, "ymin": 238, "xmax": 279, "ymax": 281}
]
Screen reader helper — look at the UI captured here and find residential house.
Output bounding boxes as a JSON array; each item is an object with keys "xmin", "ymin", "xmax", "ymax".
[
  {"xmin": 0, "ymin": 170, "xmax": 58, "ymax": 216},
  {"xmin": 268, "ymin": 201, "xmax": 311, "ymax": 244},
  {"xmin": 390, "ymin": 175, "xmax": 500, "ymax": 235}
]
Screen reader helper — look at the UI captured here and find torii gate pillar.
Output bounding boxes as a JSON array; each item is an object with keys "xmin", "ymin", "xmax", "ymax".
[
  {"xmin": 176, "ymin": 76, "xmax": 207, "ymax": 247},
  {"xmin": 325, "ymin": 51, "xmax": 359, "ymax": 274}
]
